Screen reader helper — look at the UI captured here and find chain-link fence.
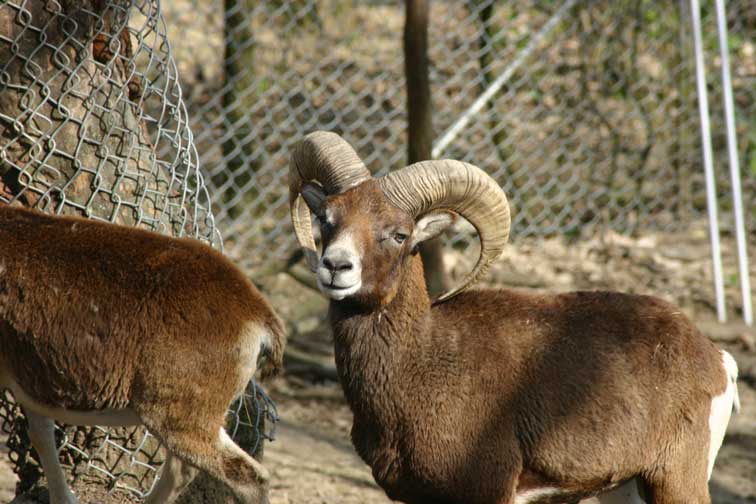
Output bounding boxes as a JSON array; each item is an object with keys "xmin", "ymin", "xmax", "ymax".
[
  {"xmin": 163, "ymin": 0, "xmax": 755, "ymax": 272},
  {"xmin": 1, "ymin": 0, "xmax": 754, "ymax": 500},
  {"xmin": 0, "ymin": 0, "xmax": 275, "ymax": 500}
]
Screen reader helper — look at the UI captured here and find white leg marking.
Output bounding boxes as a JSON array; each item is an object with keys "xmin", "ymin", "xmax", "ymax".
[
  {"xmin": 25, "ymin": 411, "xmax": 79, "ymax": 504},
  {"xmin": 218, "ymin": 427, "xmax": 270, "ymax": 484},
  {"xmin": 707, "ymin": 350, "xmax": 740, "ymax": 479},
  {"xmin": 144, "ymin": 452, "xmax": 198, "ymax": 504},
  {"xmin": 215, "ymin": 427, "xmax": 270, "ymax": 503},
  {"xmin": 583, "ymin": 478, "xmax": 646, "ymax": 504},
  {"xmin": 7, "ymin": 377, "xmax": 140, "ymax": 426},
  {"xmin": 515, "ymin": 486, "xmax": 563, "ymax": 504}
]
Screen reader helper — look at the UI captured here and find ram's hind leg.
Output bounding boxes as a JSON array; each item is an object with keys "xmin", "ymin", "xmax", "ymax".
[
  {"xmin": 24, "ymin": 410, "xmax": 78, "ymax": 504},
  {"xmin": 643, "ymin": 456, "xmax": 710, "ymax": 504},
  {"xmin": 644, "ymin": 477, "xmax": 709, "ymax": 504},
  {"xmin": 587, "ymin": 478, "xmax": 647, "ymax": 503},
  {"xmin": 155, "ymin": 423, "xmax": 270, "ymax": 504},
  {"xmin": 144, "ymin": 452, "xmax": 198, "ymax": 504}
]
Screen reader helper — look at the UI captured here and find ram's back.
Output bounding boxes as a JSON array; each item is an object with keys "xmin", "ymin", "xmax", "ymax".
[
  {"xmin": 0, "ymin": 206, "xmax": 281, "ymax": 410},
  {"xmin": 437, "ymin": 287, "xmax": 723, "ymax": 391}
]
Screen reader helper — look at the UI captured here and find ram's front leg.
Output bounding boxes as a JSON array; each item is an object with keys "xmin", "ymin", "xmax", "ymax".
[{"xmin": 481, "ymin": 457, "xmax": 521, "ymax": 504}]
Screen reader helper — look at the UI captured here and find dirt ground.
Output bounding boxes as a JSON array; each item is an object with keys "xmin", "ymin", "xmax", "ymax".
[{"xmin": 1, "ymin": 227, "xmax": 755, "ymax": 503}]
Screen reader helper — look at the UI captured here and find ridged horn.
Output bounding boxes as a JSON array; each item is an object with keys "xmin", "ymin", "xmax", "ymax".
[
  {"xmin": 289, "ymin": 131, "xmax": 372, "ymax": 270},
  {"xmin": 379, "ymin": 160, "xmax": 510, "ymax": 302}
]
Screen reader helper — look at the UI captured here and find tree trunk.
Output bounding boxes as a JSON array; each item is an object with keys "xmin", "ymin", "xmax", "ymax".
[
  {"xmin": 220, "ymin": 0, "xmax": 258, "ymax": 216},
  {"xmin": 403, "ymin": 0, "xmax": 450, "ymax": 297},
  {"xmin": 0, "ymin": 0, "xmax": 162, "ymax": 224},
  {"xmin": 471, "ymin": 1, "xmax": 514, "ymax": 170}
]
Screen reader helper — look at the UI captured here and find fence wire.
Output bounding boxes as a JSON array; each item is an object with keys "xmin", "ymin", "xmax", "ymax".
[
  {"xmin": 163, "ymin": 0, "xmax": 755, "ymax": 272},
  {"xmin": 0, "ymin": 0, "xmax": 275, "ymax": 500},
  {"xmin": 1, "ymin": 0, "xmax": 755, "ymax": 499}
]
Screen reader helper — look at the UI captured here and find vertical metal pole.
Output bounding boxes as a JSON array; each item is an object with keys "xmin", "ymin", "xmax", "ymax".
[
  {"xmin": 715, "ymin": 0, "xmax": 753, "ymax": 326},
  {"xmin": 690, "ymin": 0, "xmax": 727, "ymax": 322}
]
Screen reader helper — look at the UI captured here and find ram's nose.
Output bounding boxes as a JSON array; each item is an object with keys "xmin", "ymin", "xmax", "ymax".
[
  {"xmin": 322, "ymin": 256, "xmax": 354, "ymax": 273},
  {"xmin": 317, "ymin": 246, "xmax": 362, "ymax": 300}
]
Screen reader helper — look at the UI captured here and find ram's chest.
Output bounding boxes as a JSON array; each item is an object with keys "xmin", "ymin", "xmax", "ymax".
[
  {"xmin": 353, "ymin": 432, "xmax": 439, "ymax": 504},
  {"xmin": 350, "ymin": 408, "xmax": 476, "ymax": 503},
  {"xmin": 349, "ymin": 410, "xmax": 414, "ymax": 494}
]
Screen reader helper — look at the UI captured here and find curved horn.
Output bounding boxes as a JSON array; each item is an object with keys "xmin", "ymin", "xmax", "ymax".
[
  {"xmin": 379, "ymin": 160, "xmax": 510, "ymax": 302},
  {"xmin": 289, "ymin": 131, "xmax": 372, "ymax": 270}
]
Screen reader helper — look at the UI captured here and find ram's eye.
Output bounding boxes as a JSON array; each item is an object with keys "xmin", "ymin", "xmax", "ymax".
[{"xmin": 393, "ymin": 232, "xmax": 408, "ymax": 244}]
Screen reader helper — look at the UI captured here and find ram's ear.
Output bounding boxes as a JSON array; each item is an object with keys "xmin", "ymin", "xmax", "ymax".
[
  {"xmin": 411, "ymin": 210, "xmax": 456, "ymax": 250},
  {"xmin": 301, "ymin": 182, "xmax": 327, "ymax": 216}
]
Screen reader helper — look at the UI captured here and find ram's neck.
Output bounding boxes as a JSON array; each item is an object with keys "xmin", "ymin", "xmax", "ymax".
[{"xmin": 329, "ymin": 256, "xmax": 431, "ymax": 418}]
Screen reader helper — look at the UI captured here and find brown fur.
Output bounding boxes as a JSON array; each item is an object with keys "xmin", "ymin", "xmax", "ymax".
[
  {"xmin": 0, "ymin": 204, "xmax": 285, "ymax": 502},
  {"xmin": 307, "ymin": 181, "xmax": 732, "ymax": 504}
]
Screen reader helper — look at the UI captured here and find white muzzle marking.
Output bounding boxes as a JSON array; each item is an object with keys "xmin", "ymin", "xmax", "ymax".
[{"xmin": 317, "ymin": 232, "xmax": 362, "ymax": 300}]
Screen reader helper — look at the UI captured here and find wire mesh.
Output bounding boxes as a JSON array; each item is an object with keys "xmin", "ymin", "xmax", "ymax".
[
  {"xmin": 0, "ymin": 0, "xmax": 221, "ymax": 242},
  {"xmin": 1, "ymin": 0, "xmax": 754, "ymax": 499},
  {"xmin": 162, "ymin": 0, "xmax": 755, "ymax": 272},
  {"xmin": 0, "ymin": 0, "xmax": 275, "ymax": 500}
]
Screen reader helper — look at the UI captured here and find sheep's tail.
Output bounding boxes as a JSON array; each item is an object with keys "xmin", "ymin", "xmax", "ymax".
[
  {"xmin": 707, "ymin": 350, "xmax": 740, "ymax": 479},
  {"xmin": 259, "ymin": 313, "xmax": 287, "ymax": 380},
  {"xmin": 722, "ymin": 350, "xmax": 740, "ymax": 413}
]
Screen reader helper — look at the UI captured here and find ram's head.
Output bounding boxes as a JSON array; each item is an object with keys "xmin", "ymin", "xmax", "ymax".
[{"xmin": 289, "ymin": 131, "xmax": 511, "ymax": 307}]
